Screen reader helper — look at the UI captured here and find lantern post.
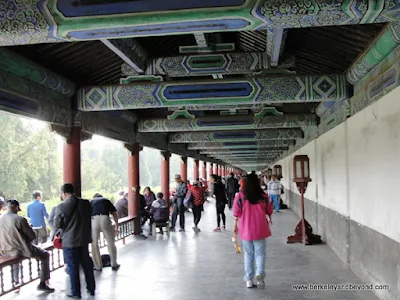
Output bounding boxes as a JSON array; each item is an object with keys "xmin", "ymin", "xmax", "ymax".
[{"xmin": 287, "ymin": 155, "xmax": 321, "ymax": 245}]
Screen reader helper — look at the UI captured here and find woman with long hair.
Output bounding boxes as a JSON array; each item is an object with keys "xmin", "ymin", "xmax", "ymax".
[
  {"xmin": 209, "ymin": 174, "xmax": 227, "ymax": 231},
  {"xmin": 232, "ymin": 174, "xmax": 273, "ymax": 289}
]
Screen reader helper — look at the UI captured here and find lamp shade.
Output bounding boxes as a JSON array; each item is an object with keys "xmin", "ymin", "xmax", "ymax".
[
  {"xmin": 293, "ymin": 155, "xmax": 311, "ymax": 183},
  {"xmin": 273, "ymin": 165, "xmax": 282, "ymax": 177}
]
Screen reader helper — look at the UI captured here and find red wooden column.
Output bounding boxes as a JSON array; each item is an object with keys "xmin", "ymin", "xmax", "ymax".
[
  {"xmin": 193, "ymin": 159, "xmax": 200, "ymax": 181},
  {"xmin": 213, "ymin": 163, "xmax": 218, "ymax": 175},
  {"xmin": 208, "ymin": 163, "xmax": 213, "ymax": 178},
  {"xmin": 180, "ymin": 156, "xmax": 188, "ymax": 183},
  {"xmin": 201, "ymin": 161, "xmax": 207, "ymax": 179},
  {"xmin": 55, "ymin": 126, "xmax": 92, "ymax": 198},
  {"xmin": 161, "ymin": 151, "xmax": 171, "ymax": 206},
  {"xmin": 63, "ymin": 127, "xmax": 82, "ymax": 197},
  {"xmin": 125, "ymin": 143, "xmax": 142, "ymax": 235}
]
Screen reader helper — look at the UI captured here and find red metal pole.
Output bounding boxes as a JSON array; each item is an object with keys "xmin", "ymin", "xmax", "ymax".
[
  {"xmin": 180, "ymin": 157, "xmax": 187, "ymax": 183},
  {"xmin": 193, "ymin": 159, "xmax": 200, "ymax": 181},
  {"xmin": 301, "ymin": 186, "xmax": 307, "ymax": 244},
  {"xmin": 161, "ymin": 151, "xmax": 171, "ymax": 206},
  {"xmin": 126, "ymin": 143, "xmax": 141, "ymax": 235},
  {"xmin": 63, "ymin": 127, "xmax": 82, "ymax": 197}
]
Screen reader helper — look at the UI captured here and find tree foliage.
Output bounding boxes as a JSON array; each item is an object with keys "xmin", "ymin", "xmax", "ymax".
[
  {"xmin": 0, "ymin": 112, "xmax": 192, "ymax": 204},
  {"xmin": 0, "ymin": 113, "xmax": 62, "ymax": 202}
]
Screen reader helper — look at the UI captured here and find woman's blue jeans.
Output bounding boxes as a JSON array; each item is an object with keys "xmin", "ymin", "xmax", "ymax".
[{"xmin": 242, "ymin": 239, "xmax": 266, "ymax": 281}]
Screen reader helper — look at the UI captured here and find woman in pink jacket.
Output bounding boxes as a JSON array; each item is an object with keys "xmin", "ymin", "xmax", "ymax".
[{"xmin": 233, "ymin": 174, "xmax": 273, "ymax": 289}]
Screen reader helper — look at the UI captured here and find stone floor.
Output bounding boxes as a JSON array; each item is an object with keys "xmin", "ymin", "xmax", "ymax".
[{"xmin": 3, "ymin": 200, "xmax": 379, "ymax": 300}]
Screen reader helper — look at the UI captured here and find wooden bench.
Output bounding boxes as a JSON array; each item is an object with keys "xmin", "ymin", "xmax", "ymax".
[{"xmin": 0, "ymin": 256, "xmax": 23, "ymax": 268}]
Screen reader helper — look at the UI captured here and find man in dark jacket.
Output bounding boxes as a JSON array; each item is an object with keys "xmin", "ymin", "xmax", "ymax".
[
  {"xmin": 54, "ymin": 183, "xmax": 95, "ymax": 298},
  {"xmin": 226, "ymin": 173, "xmax": 239, "ymax": 210}
]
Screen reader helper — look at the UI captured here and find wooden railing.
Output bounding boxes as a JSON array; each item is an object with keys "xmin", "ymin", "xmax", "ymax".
[{"xmin": 0, "ymin": 217, "xmax": 136, "ymax": 297}]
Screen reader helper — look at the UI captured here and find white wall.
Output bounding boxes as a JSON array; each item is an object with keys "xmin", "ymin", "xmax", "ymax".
[{"xmin": 273, "ymin": 86, "xmax": 400, "ymax": 243}]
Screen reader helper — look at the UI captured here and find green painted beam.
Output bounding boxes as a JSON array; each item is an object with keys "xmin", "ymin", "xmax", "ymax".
[
  {"xmin": 347, "ymin": 22, "xmax": 400, "ymax": 84},
  {"xmin": 169, "ymin": 129, "xmax": 302, "ymax": 143},
  {"xmin": 121, "ymin": 52, "xmax": 295, "ymax": 77},
  {"xmin": 187, "ymin": 140, "xmax": 294, "ymax": 150},
  {"xmin": 1, "ymin": 1, "xmax": 399, "ymax": 46},
  {"xmin": 137, "ymin": 114, "xmax": 316, "ymax": 132},
  {"xmin": 79, "ymin": 75, "xmax": 349, "ymax": 111},
  {"xmin": 0, "ymin": 48, "xmax": 75, "ymax": 97}
]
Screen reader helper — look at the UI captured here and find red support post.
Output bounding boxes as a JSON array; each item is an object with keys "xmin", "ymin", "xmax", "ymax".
[
  {"xmin": 63, "ymin": 127, "xmax": 82, "ymax": 197},
  {"xmin": 201, "ymin": 161, "xmax": 207, "ymax": 180},
  {"xmin": 193, "ymin": 159, "xmax": 200, "ymax": 181},
  {"xmin": 214, "ymin": 164, "xmax": 218, "ymax": 175},
  {"xmin": 180, "ymin": 156, "xmax": 187, "ymax": 183},
  {"xmin": 126, "ymin": 143, "xmax": 142, "ymax": 235},
  {"xmin": 161, "ymin": 151, "xmax": 171, "ymax": 206},
  {"xmin": 208, "ymin": 163, "xmax": 213, "ymax": 178}
]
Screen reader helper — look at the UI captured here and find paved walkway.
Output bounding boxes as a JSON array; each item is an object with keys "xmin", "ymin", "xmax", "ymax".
[{"xmin": 3, "ymin": 201, "xmax": 379, "ymax": 300}]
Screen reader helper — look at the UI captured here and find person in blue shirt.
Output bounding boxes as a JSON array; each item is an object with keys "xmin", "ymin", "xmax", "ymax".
[{"xmin": 27, "ymin": 190, "xmax": 49, "ymax": 245}]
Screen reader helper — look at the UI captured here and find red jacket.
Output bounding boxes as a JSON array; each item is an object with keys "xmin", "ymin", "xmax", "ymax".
[{"xmin": 189, "ymin": 186, "xmax": 205, "ymax": 206}]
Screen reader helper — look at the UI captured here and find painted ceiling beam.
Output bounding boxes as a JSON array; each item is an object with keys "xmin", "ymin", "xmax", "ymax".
[
  {"xmin": 79, "ymin": 75, "xmax": 349, "ymax": 111},
  {"xmin": 266, "ymin": 28, "xmax": 288, "ymax": 67},
  {"xmin": 121, "ymin": 53, "xmax": 295, "ymax": 78},
  {"xmin": 101, "ymin": 39, "xmax": 147, "ymax": 73},
  {"xmin": 0, "ymin": 48, "xmax": 75, "ymax": 97},
  {"xmin": 1, "ymin": 1, "xmax": 399, "ymax": 46},
  {"xmin": 200, "ymin": 149, "xmax": 285, "ymax": 155},
  {"xmin": 179, "ymin": 43, "xmax": 236, "ymax": 54},
  {"xmin": 188, "ymin": 140, "xmax": 294, "ymax": 150},
  {"xmin": 137, "ymin": 114, "xmax": 316, "ymax": 133},
  {"xmin": 169, "ymin": 129, "xmax": 303, "ymax": 143},
  {"xmin": 347, "ymin": 22, "xmax": 400, "ymax": 85}
]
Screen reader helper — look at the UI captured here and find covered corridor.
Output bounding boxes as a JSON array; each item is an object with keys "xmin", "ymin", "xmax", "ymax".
[
  {"xmin": 0, "ymin": 1, "xmax": 399, "ymax": 300},
  {"xmin": 1, "ymin": 202, "xmax": 380, "ymax": 300}
]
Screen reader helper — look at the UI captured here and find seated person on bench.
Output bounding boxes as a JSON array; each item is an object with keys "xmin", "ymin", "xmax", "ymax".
[{"xmin": 150, "ymin": 193, "xmax": 169, "ymax": 234}]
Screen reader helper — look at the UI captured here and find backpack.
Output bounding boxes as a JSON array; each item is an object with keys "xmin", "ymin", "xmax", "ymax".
[
  {"xmin": 183, "ymin": 190, "xmax": 193, "ymax": 208},
  {"xmin": 101, "ymin": 254, "xmax": 111, "ymax": 267}
]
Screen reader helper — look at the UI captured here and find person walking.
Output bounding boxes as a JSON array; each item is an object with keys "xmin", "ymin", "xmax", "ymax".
[
  {"xmin": 210, "ymin": 174, "xmax": 228, "ymax": 232},
  {"xmin": 226, "ymin": 173, "xmax": 239, "ymax": 209},
  {"xmin": 268, "ymin": 175, "xmax": 283, "ymax": 212},
  {"xmin": 189, "ymin": 180, "xmax": 206, "ymax": 232},
  {"xmin": 54, "ymin": 183, "xmax": 95, "ymax": 298},
  {"xmin": 232, "ymin": 174, "xmax": 273, "ymax": 289},
  {"xmin": 27, "ymin": 191, "xmax": 49, "ymax": 245},
  {"xmin": 0, "ymin": 199, "xmax": 54, "ymax": 292},
  {"xmin": 90, "ymin": 193, "xmax": 120, "ymax": 271},
  {"xmin": 170, "ymin": 175, "xmax": 187, "ymax": 232}
]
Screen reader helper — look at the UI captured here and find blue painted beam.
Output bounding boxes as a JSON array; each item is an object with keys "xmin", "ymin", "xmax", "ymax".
[{"xmin": 79, "ymin": 75, "xmax": 350, "ymax": 111}]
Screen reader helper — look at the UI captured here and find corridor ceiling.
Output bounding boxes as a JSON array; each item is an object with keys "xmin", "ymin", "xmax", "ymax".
[{"xmin": 1, "ymin": 0, "xmax": 397, "ymax": 171}]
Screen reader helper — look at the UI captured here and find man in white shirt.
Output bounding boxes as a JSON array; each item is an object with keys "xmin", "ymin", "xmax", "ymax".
[{"xmin": 268, "ymin": 175, "xmax": 282, "ymax": 212}]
